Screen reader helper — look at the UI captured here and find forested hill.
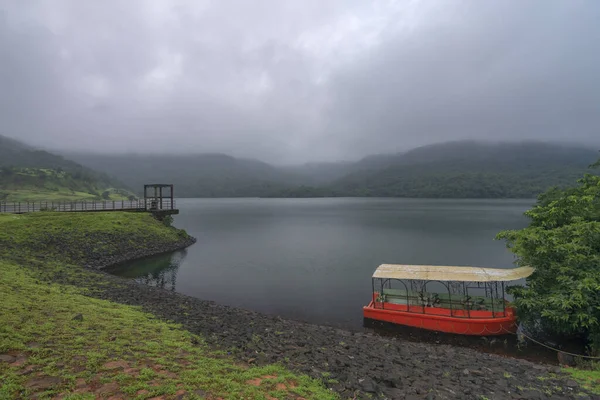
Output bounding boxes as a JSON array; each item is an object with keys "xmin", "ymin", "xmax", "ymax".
[
  {"xmin": 65, "ymin": 141, "xmax": 600, "ymax": 199},
  {"xmin": 64, "ymin": 153, "xmax": 301, "ymax": 198},
  {"xmin": 0, "ymin": 135, "xmax": 132, "ymax": 201},
  {"xmin": 316, "ymin": 141, "xmax": 600, "ymax": 198}
]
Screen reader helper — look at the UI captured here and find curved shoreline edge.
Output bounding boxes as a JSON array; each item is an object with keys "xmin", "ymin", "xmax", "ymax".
[
  {"xmin": 85, "ymin": 238, "xmax": 590, "ymax": 398},
  {"xmin": 89, "ymin": 236, "xmax": 197, "ymax": 270},
  {"xmin": 0, "ymin": 212, "xmax": 592, "ymax": 399}
]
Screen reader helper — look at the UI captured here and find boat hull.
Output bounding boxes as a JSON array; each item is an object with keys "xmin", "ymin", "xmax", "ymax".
[{"xmin": 363, "ymin": 301, "xmax": 517, "ymax": 336}]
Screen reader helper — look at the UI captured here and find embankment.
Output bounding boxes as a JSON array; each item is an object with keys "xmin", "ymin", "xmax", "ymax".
[
  {"xmin": 0, "ymin": 212, "xmax": 595, "ymax": 399},
  {"xmin": 0, "ymin": 212, "xmax": 196, "ymax": 268},
  {"xmin": 0, "ymin": 212, "xmax": 334, "ymax": 399}
]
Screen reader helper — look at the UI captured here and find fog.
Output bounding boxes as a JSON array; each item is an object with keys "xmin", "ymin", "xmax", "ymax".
[{"xmin": 1, "ymin": 1, "xmax": 599, "ymax": 163}]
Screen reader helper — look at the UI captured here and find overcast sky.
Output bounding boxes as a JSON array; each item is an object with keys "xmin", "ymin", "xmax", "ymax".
[{"xmin": 1, "ymin": 1, "xmax": 599, "ymax": 164}]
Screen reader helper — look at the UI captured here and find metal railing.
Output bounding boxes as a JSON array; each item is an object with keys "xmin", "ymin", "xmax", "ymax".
[{"xmin": 0, "ymin": 199, "xmax": 176, "ymax": 214}]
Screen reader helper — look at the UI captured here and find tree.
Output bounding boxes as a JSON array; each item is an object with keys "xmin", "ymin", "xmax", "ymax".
[{"xmin": 497, "ymin": 163, "xmax": 600, "ymax": 351}]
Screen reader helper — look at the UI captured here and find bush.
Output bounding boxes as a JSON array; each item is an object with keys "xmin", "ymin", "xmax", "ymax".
[
  {"xmin": 161, "ymin": 215, "xmax": 174, "ymax": 227},
  {"xmin": 497, "ymin": 163, "xmax": 600, "ymax": 352}
]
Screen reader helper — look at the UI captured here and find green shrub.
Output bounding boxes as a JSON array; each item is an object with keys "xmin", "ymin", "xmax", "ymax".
[
  {"xmin": 161, "ymin": 215, "xmax": 174, "ymax": 228},
  {"xmin": 497, "ymin": 162, "xmax": 600, "ymax": 351}
]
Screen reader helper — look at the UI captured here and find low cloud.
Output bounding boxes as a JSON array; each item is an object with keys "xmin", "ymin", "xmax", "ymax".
[{"xmin": 1, "ymin": 1, "xmax": 599, "ymax": 163}]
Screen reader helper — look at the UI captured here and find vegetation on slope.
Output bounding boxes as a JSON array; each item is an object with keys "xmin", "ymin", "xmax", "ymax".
[
  {"xmin": 274, "ymin": 142, "xmax": 600, "ymax": 198},
  {"xmin": 0, "ymin": 261, "xmax": 334, "ymax": 399},
  {"xmin": 65, "ymin": 152, "xmax": 301, "ymax": 198},
  {"xmin": 0, "ymin": 135, "xmax": 132, "ymax": 201},
  {"xmin": 0, "ymin": 212, "xmax": 191, "ymax": 267},
  {"xmin": 0, "ymin": 167, "xmax": 136, "ymax": 202},
  {"xmin": 69, "ymin": 141, "xmax": 599, "ymax": 199},
  {"xmin": 0, "ymin": 212, "xmax": 334, "ymax": 399}
]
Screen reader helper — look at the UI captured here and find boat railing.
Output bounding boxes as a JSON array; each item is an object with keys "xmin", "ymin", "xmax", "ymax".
[{"xmin": 372, "ymin": 279, "xmax": 509, "ymax": 319}]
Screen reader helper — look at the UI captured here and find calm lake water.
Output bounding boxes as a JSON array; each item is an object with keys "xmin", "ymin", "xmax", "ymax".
[{"xmin": 109, "ymin": 198, "xmax": 533, "ymax": 329}]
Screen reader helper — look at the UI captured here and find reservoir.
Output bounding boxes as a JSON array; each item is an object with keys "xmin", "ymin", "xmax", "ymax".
[{"xmin": 108, "ymin": 198, "xmax": 533, "ymax": 329}]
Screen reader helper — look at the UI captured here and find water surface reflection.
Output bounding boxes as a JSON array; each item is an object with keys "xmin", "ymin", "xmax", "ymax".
[{"xmin": 109, "ymin": 250, "xmax": 187, "ymax": 292}]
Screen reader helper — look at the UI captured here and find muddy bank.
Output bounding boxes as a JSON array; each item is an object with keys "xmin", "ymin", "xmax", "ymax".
[{"xmin": 49, "ymin": 267, "xmax": 591, "ymax": 399}]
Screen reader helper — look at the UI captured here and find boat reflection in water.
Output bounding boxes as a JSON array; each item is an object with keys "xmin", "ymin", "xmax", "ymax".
[{"xmin": 108, "ymin": 250, "xmax": 188, "ymax": 292}]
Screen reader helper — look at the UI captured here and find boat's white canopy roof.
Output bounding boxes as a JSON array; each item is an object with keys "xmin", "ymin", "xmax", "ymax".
[{"xmin": 372, "ymin": 264, "xmax": 534, "ymax": 282}]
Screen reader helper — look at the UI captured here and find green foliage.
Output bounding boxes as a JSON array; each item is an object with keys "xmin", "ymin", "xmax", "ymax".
[
  {"xmin": 564, "ymin": 364, "xmax": 600, "ymax": 394},
  {"xmin": 0, "ymin": 261, "xmax": 335, "ymax": 399},
  {"xmin": 0, "ymin": 167, "xmax": 137, "ymax": 202},
  {"xmin": 497, "ymin": 167, "xmax": 600, "ymax": 350},
  {"xmin": 0, "ymin": 212, "xmax": 189, "ymax": 266},
  {"xmin": 68, "ymin": 141, "xmax": 599, "ymax": 199},
  {"xmin": 0, "ymin": 211, "xmax": 334, "ymax": 399},
  {"xmin": 0, "ymin": 135, "xmax": 133, "ymax": 201},
  {"xmin": 161, "ymin": 215, "xmax": 174, "ymax": 227}
]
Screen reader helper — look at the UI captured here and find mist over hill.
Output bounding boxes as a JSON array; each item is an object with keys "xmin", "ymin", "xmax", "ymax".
[
  {"xmin": 0, "ymin": 135, "xmax": 131, "ymax": 201},
  {"xmin": 64, "ymin": 141, "xmax": 599, "ymax": 199},
  {"xmin": 3, "ymin": 134, "xmax": 597, "ymax": 200}
]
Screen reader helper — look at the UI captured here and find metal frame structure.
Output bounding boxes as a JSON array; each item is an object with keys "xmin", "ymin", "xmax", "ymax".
[
  {"xmin": 371, "ymin": 277, "xmax": 508, "ymax": 319},
  {"xmin": 143, "ymin": 184, "xmax": 174, "ymax": 211}
]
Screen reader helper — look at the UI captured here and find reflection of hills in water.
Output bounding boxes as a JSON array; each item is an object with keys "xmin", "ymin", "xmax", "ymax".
[{"xmin": 108, "ymin": 250, "xmax": 188, "ymax": 292}]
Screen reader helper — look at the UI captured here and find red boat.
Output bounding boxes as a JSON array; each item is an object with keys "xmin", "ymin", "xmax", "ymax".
[{"xmin": 363, "ymin": 264, "xmax": 534, "ymax": 336}]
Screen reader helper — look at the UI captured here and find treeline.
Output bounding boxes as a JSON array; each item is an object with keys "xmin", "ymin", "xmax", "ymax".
[
  {"xmin": 265, "ymin": 170, "xmax": 594, "ymax": 199},
  {"xmin": 44, "ymin": 140, "xmax": 600, "ymax": 199}
]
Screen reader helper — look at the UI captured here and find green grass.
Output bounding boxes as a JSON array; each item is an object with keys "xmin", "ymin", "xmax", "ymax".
[
  {"xmin": 564, "ymin": 366, "xmax": 600, "ymax": 395},
  {"xmin": 1, "ymin": 167, "xmax": 135, "ymax": 202},
  {"xmin": 2, "ymin": 189, "xmax": 105, "ymax": 202},
  {"xmin": 1, "ymin": 187, "xmax": 134, "ymax": 202},
  {"xmin": 0, "ymin": 212, "xmax": 183, "ymax": 243},
  {"xmin": 0, "ymin": 212, "xmax": 188, "ymax": 266},
  {"xmin": 0, "ymin": 260, "xmax": 335, "ymax": 399},
  {"xmin": 0, "ymin": 212, "xmax": 336, "ymax": 399}
]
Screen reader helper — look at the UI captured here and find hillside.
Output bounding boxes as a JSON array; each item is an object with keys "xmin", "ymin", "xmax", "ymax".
[
  {"xmin": 0, "ymin": 135, "xmax": 133, "ymax": 202},
  {"xmin": 65, "ymin": 141, "xmax": 599, "ymax": 199},
  {"xmin": 64, "ymin": 153, "xmax": 299, "ymax": 198},
  {"xmin": 322, "ymin": 141, "xmax": 600, "ymax": 198}
]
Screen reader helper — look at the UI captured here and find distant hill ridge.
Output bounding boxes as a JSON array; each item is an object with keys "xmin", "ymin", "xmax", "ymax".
[
  {"xmin": 59, "ymin": 140, "xmax": 599, "ymax": 199},
  {"xmin": 0, "ymin": 135, "xmax": 132, "ymax": 202}
]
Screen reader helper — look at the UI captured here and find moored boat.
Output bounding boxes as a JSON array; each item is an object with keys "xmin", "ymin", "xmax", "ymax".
[{"xmin": 363, "ymin": 264, "xmax": 534, "ymax": 335}]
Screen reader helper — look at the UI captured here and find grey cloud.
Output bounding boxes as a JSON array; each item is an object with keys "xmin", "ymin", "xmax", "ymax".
[{"xmin": 0, "ymin": 0, "xmax": 599, "ymax": 164}]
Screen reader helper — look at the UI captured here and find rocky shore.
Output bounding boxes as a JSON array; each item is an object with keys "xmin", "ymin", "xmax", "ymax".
[
  {"xmin": 52, "ymin": 254, "xmax": 591, "ymax": 399},
  {"xmin": 2, "ymin": 212, "xmax": 593, "ymax": 399},
  {"xmin": 85, "ymin": 235, "xmax": 197, "ymax": 269}
]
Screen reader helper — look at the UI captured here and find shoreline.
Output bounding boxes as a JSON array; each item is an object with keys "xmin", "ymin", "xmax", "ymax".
[
  {"xmin": 0, "ymin": 212, "xmax": 592, "ymax": 399},
  {"xmin": 90, "ymin": 236, "xmax": 197, "ymax": 270},
  {"xmin": 74, "ymin": 244, "xmax": 587, "ymax": 399}
]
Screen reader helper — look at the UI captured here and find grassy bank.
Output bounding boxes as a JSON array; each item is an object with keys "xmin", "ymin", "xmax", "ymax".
[
  {"xmin": 0, "ymin": 212, "xmax": 335, "ymax": 399},
  {"xmin": 1, "ymin": 188, "xmax": 133, "ymax": 202},
  {"xmin": 0, "ymin": 212, "xmax": 191, "ymax": 268},
  {"xmin": 0, "ymin": 167, "xmax": 135, "ymax": 202}
]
